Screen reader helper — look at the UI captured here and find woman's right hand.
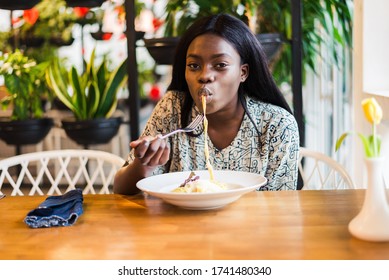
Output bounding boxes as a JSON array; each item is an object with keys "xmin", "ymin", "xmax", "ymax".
[{"xmin": 130, "ymin": 135, "xmax": 170, "ymax": 168}]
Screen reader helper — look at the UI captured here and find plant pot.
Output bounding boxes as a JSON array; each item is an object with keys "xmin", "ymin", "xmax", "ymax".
[
  {"xmin": 0, "ymin": 0, "xmax": 40, "ymax": 10},
  {"xmin": 0, "ymin": 117, "xmax": 53, "ymax": 146},
  {"xmin": 49, "ymin": 36, "xmax": 75, "ymax": 47},
  {"xmin": 90, "ymin": 31, "xmax": 113, "ymax": 41},
  {"xmin": 61, "ymin": 117, "xmax": 122, "ymax": 146},
  {"xmin": 143, "ymin": 37, "xmax": 180, "ymax": 65},
  {"xmin": 256, "ymin": 33, "xmax": 284, "ymax": 63},
  {"xmin": 65, "ymin": 0, "xmax": 105, "ymax": 7},
  {"xmin": 144, "ymin": 33, "xmax": 284, "ymax": 65},
  {"xmin": 8, "ymin": 35, "xmax": 45, "ymax": 48}
]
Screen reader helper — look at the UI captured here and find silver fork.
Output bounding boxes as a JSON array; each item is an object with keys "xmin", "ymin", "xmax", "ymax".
[{"xmin": 159, "ymin": 114, "xmax": 204, "ymax": 139}]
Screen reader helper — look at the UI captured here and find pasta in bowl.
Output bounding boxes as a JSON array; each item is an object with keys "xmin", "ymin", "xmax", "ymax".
[{"xmin": 136, "ymin": 170, "xmax": 267, "ymax": 210}]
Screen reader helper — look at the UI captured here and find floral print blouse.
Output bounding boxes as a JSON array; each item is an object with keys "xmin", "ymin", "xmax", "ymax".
[{"xmin": 127, "ymin": 91, "xmax": 300, "ymax": 190}]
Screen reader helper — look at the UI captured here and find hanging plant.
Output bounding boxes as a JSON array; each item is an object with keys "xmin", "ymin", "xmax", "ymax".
[
  {"xmin": 65, "ymin": 0, "xmax": 105, "ymax": 8},
  {"xmin": 155, "ymin": 0, "xmax": 352, "ymax": 85},
  {"xmin": 254, "ymin": 0, "xmax": 352, "ymax": 84},
  {"xmin": 0, "ymin": 50, "xmax": 51, "ymax": 120},
  {"xmin": 0, "ymin": 0, "xmax": 41, "ymax": 10}
]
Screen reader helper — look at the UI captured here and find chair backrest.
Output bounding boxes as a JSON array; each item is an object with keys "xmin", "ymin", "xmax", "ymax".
[
  {"xmin": 298, "ymin": 147, "xmax": 355, "ymax": 190},
  {"xmin": 0, "ymin": 149, "xmax": 125, "ymax": 196}
]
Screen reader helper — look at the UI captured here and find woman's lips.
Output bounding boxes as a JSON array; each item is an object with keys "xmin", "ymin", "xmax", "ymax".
[{"xmin": 198, "ymin": 88, "xmax": 213, "ymax": 104}]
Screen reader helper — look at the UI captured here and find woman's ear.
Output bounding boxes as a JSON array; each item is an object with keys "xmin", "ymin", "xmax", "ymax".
[{"xmin": 240, "ymin": 63, "xmax": 249, "ymax": 82}]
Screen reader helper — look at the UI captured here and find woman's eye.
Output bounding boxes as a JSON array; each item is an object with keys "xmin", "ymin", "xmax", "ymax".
[
  {"xmin": 215, "ymin": 62, "xmax": 228, "ymax": 69},
  {"xmin": 187, "ymin": 63, "xmax": 199, "ymax": 70}
]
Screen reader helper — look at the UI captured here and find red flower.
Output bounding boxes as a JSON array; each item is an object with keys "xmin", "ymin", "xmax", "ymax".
[
  {"xmin": 152, "ymin": 18, "xmax": 164, "ymax": 32},
  {"xmin": 115, "ymin": 5, "xmax": 126, "ymax": 24},
  {"xmin": 119, "ymin": 33, "xmax": 126, "ymax": 40},
  {"xmin": 74, "ymin": 7, "xmax": 90, "ymax": 18},
  {"xmin": 115, "ymin": 5, "xmax": 125, "ymax": 15},
  {"xmin": 23, "ymin": 8, "xmax": 39, "ymax": 25},
  {"xmin": 11, "ymin": 17, "xmax": 21, "ymax": 26},
  {"xmin": 102, "ymin": 33, "xmax": 113, "ymax": 41},
  {"xmin": 149, "ymin": 85, "xmax": 161, "ymax": 101}
]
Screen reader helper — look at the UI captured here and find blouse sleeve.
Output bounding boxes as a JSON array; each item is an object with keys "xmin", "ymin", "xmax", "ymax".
[
  {"xmin": 263, "ymin": 113, "xmax": 300, "ymax": 191},
  {"xmin": 126, "ymin": 92, "xmax": 180, "ymax": 174}
]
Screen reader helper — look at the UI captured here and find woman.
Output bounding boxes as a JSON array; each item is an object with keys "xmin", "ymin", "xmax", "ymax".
[{"xmin": 114, "ymin": 13, "xmax": 299, "ymax": 195}]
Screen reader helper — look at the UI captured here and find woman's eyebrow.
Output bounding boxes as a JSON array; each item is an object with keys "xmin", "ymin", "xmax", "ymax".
[{"xmin": 186, "ymin": 53, "xmax": 231, "ymax": 59}]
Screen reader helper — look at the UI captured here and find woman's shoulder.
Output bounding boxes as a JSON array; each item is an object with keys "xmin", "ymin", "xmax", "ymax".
[
  {"xmin": 153, "ymin": 91, "xmax": 184, "ymax": 112},
  {"xmin": 159, "ymin": 90, "xmax": 185, "ymax": 103},
  {"xmin": 246, "ymin": 96, "xmax": 294, "ymax": 119}
]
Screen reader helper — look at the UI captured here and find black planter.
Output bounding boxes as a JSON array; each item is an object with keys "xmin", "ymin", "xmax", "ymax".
[
  {"xmin": 143, "ymin": 37, "xmax": 180, "ymax": 65},
  {"xmin": 9, "ymin": 35, "xmax": 45, "ymax": 48},
  {"xmin": 0, "ymin": 0, "xmax": 40, "ymax": 10},
  {"xmin": 144, "ymin": 33, "xmax": 284, "ymax": 65},
  {"xmin": 0, "ymin": 118, "xmax": 53, "ymax": 146},
  {"xmin": 90, "ymin": 31, "xmax": 113, "ymax": 41},
  {"xmin": 65, "ymin": 0, "xmax": 105, "ymax": 7},
  {"xmin": 256, "ymin": 33, "xmax": 284, "ymax": 63},
  {"xmin": 49, "ymin": 36, "xmax": 75, "ymax": 47},
  {"xmin": 61, "ymin": 117, "xmax": 122, "ymax": 146}
]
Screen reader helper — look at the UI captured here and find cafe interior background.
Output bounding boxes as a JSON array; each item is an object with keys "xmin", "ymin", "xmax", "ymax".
[{"xmin": 0, "ymin": 0, "xmax": 388, "ymax": 188}]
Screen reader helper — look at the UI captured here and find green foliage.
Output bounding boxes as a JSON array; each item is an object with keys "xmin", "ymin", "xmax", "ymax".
[
  {"xmin": 256, "ymin": 0, "xmax": 352, "ymax": 84},
  {"xmin": 161, "ymin": 0, "xmax": 353, "ymax": 85},
  {"xmin": 0, "ymin": 50, "xmax": 50, "ymax": 120},
  {"xmin": 163, "ymin": 0, "xmax": 255, "ymax": 37},
  {"xmin": 30, "ymin": 0, "xmax": 76, "ymax": 42},
  {"xmin": 336, "ymin": 98, "xmax": 383, "ymax": 158},
  {"xmin": 46, "ymin": 49, "xmax": 128, "ymax": 120},
  {"xmin": 336, "ymin": 132, "xmax": 381, "ymax": 158}
]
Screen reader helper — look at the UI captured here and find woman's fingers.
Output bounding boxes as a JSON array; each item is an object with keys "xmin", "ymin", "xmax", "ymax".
[
  {"xmin": 130, "ymin": 136, "xmax": 169, "ymax": 166},
  {"xmin": 130, "ymin": 136, "xmax": 155, "ymax": 159},
  {"xmin": 141, "ymin": 137, "xmax": 169, "ymax": 166},
  {"xmin": 148, "ymin": 139, "xmax": 170, "ymax": 166}
]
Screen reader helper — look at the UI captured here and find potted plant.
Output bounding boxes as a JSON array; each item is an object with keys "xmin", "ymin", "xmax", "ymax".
[
  {"xmin": 144, "ymin": 0, "xmax": 352, "ymax": 82},
  {"xmin": 10, "ymin": 0, "xmax": 77, "ymax": 48},
  {"xmin": 46, "ymin": 49, "xmax": 128, "ymax": 147},
  {"xmin": 0, "ymin": 50, "xmax": 54, "ymax": 148},
  {"xmin": 252, "ymin": 0, "xmax": 352, "ymax": 84},
  {"xmin": 0, "ymin": 0, "xmax": 82, "ymax": 68},
  {"xmin": 0, "ymin": 0, "xmax": 40, "ymax": 10},
  {"xmin": 143, "ymin": 0, "xmax": 284, "ymax": 65}
]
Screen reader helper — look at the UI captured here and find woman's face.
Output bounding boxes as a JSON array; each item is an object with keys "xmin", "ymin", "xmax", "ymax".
[{"xmin": 185, "ymin": 33, "xmax": 248, "ymax": 115}]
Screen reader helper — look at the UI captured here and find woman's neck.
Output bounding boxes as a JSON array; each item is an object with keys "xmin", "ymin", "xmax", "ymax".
[{"xmin": 206, "ymin": 101, "xmax": 245, "ymax": 150}]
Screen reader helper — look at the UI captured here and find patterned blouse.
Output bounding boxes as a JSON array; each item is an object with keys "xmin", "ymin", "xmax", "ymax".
[{"xmin": 127, "ymin": 91, "xmax": 300, "ymax": 191}]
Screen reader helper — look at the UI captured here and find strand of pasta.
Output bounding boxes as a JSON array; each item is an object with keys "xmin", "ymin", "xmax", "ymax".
[{"xmin": 202, "ymin": 95, "xmax": 215, "ymax": 180}]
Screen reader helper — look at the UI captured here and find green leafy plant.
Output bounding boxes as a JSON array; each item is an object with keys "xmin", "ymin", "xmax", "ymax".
[
  {"xmin": 0, "ymin": 50, "xmax": 50, "ymax": 120},
  {"xmin": 162, "ymin": 0, "xmax": 254, "ymax": 37},
  {"xmin": 159, "ymin": 0, "xmax": 352, "ymax": 84},
  {"xmin": 46, "ymin": 49, "xmax": 127, "ymax": 120},
  {"xmin": 254, "ymin": 0, "xmax": 352, "ymax": 84},
  {"xmin": 336, "ymin": 97, "xmax": 383, "ymax": 158}
]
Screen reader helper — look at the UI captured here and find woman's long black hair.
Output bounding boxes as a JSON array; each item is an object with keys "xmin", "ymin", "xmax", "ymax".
[{"xmin": 167, "ymin": 13, "xmax": 293, "ymax": 129}]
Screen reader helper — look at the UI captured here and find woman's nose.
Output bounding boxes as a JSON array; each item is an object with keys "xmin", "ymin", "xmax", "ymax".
[{"xmin": 198, "ymin": 68, "xmax": 215, "ymax": 83}]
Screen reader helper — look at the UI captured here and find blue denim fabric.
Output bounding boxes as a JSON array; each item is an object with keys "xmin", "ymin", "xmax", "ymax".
[{"xmin": 24, "ymin": 189, "xmax": 84, "ymax": 228}]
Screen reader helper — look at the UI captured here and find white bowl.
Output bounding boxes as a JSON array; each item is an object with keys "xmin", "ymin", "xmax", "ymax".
[{"xmin": 136, "ymin": 170, "xmax": 267, "ymax": 210}]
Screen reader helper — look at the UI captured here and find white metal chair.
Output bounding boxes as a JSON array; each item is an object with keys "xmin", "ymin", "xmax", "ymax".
[
  {"xmin": 298, "ymin": 147, "xmax": 355, "ymax": 190},
  {"xmin": 0, "ymin": 149, "xmax": 125, "ymax": 196}
]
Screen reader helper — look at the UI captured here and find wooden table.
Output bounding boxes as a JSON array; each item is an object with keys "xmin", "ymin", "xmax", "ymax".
[{"xmin": 1, "ymin": 189, "xmax": 389, "ymax": 260}]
